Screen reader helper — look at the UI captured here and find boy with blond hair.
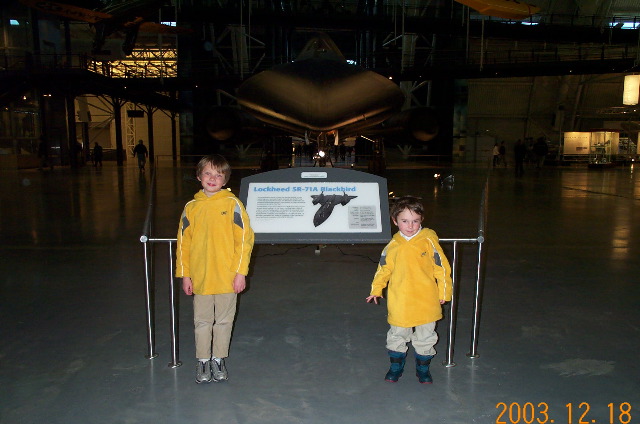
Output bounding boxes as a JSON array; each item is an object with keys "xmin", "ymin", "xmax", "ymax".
[{"xmin": 176, "ymin": 154, "xmax": 254, "ymax": 384}]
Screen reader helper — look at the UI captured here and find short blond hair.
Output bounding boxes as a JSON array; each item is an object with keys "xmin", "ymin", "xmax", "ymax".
[{"xmin": 196, "ymin": 154, "xmax": 231, "ymax": 183}]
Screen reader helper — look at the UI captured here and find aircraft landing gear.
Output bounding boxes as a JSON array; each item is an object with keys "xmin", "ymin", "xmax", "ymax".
[{"xmin": 313, "ymin": 132, "xmax": 334, "ymax": 167}]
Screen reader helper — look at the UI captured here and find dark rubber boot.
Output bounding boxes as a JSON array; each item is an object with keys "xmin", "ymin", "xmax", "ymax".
[
  {"xmin": 385, "ymin": 350, "xmax": 406, "ymax": 382},
  {"xmin": 415, "ymin": 354, "xmax": 434, "ymax": 384}
]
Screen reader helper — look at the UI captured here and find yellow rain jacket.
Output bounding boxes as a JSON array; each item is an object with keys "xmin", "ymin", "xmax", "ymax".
[
  {"xmin": 370, "ymin": 228, "xmax": 452, "ymax": 328},
  {"xmin": 176, "ymin": 189, "xmax": 254, "ymax": 295}
]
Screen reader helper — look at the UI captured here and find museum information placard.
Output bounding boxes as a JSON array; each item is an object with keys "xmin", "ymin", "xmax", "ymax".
[{"xmin": 240, "ymin": 168, "xmax": 391, "ymax": 244}]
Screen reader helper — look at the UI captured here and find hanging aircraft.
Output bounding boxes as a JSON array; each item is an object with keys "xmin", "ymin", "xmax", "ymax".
[
  {"xmin": 19, "ymin": 0, "xmax": 191, "ymax": 55},
  {"xmin": 206, "ymin": 33, "xmax": 439, "ymax": 152}
]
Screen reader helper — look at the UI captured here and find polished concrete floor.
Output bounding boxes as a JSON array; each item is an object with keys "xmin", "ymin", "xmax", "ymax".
[{"xmin": 1, "ymin": 158, "xmax": 639, "ymax": 424}]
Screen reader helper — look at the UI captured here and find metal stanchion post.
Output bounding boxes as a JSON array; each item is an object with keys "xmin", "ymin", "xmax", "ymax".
[
  {"xmin": 143, "ymin": 240, "xmax": 158, "ymax": 359},
  {"xmin": 468, "ymin": 178, "xmax": 488, "ymax": 359},
  {"xmin": 443, "ymin": 241, "xmax": 460, "ymax": 367},
  {"xmin": 167, "ymin": 242, "xmax": 182, "ymax": 368},
  {"xmin": 141, "ymin": 167, "xmax": 158, "ymax": 360},
  {"xmin": 468, "ymin": 239, "xmax": 485, "ymax": 358}
]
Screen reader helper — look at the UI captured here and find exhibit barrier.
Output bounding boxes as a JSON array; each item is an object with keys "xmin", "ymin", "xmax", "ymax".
[{"xmin": 140, "ymin": 166, "xmax": 489, "ymax": 369}]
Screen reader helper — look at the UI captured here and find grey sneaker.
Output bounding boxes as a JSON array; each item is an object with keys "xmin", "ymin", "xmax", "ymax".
[
  {"xmin": 195, "ymin": 360, "xmax": 212, "ymax": 384},
  {"xmin": 211, "ymin": 359, "xmax": 228, "ymax": 382}
]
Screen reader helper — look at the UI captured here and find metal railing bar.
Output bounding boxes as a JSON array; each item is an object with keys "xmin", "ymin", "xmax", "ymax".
[
  {"xmin": 146, "ymin": 237, "xmax": 479, "ymax": 244},
  {"xmin": 440, "ymin": 238, "xmax": 479, "ymax": 243},
  {"xmin": 143, "ymin": 235, "xmax": 481, "ymax": 368}
]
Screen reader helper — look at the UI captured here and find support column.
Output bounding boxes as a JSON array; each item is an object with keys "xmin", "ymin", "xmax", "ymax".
[
  {"xmin": 66, "ymin": 94, "xmax": 79, "ymax": 168},
  {"xmin": 145, "ymin": 105, "xmax": 156, "ymax": 164},
  {"xmin": 114, "ymin": 99, "xmax": 124, "ymax": 166},
  {"xmin": 171, "ymin": 110, "xmax": 177, "ymax": 162}
]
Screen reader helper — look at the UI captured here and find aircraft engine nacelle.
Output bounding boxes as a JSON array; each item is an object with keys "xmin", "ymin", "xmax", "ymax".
[
  {"xmin": 384, "ymin": 107, "xmax": 439, "ymax": 142},
  {"xmin": 206, "ymin": 107, "xmax": 244, "ymax": 141},
  {"xmin": 407, "ymin": 107, "xmax": 439, "ymax": 142},
  {"xmin": 206, "ymin": 107, "xmax": 268, "ymax": 142}
]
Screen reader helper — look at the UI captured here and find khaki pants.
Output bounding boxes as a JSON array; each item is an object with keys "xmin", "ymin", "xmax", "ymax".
[
  {"xmin": 386, "ymin": 322, "xmax": 438, "ymax": 356},
  {"xmin": 193, "ymin": 293, "xmax": 237, "ymax": 359}
]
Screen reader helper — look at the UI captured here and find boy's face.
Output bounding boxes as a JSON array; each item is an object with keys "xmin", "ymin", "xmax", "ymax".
[
  {"xmin": 197, "ymin": 163, "xmax": 226, "ymax": 197},
  {"xmin": 393, "ymin": 208, "xmax": 423, "ymax": 238}
]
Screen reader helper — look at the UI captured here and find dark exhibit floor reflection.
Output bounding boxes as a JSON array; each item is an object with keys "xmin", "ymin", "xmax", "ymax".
[{"xmin": 1, "ymin": 160, "xmax": 639, "ymax": 424}]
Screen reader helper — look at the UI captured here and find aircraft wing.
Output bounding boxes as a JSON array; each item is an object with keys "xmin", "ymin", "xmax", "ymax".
[
  {"xmin": 206, "ymin": 94, "xmax": 438, "ymax": 144},
  {"xmin": 237, "ymin": 57, "xmax": 405, "ymax": 137},
  {"xmin": 19, "ymin": 0, "xmax": 112, "ymax": 24}
]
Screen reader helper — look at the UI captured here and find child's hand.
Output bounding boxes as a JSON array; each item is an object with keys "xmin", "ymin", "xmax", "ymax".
[
  {"xmin": 233, "ymin": 273, "xmax": 246, "ymax": 294},
  {"xmin": 366, "ymin": 295, "xmax": 381, "ymax": 304},
  {"xmin": 440, "ymin": 299, "xmax": 446, "ymax": 305},
  {"xmin": 182, "ymin": 277, "xmax": 193, "ymax": 295}
]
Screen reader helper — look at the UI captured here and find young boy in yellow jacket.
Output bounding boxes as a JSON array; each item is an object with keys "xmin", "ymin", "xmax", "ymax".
[
  {"xmin": 176, "ymin": 155, "xmax": 254, "ymax": 384},
  {"xmin": 366, "ymin": 196, "xmax": 451, "ymax": 384}
]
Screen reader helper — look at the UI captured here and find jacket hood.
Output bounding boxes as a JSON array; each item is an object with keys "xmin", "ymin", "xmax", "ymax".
[
  {"xmin": 392, "ymin": 228, "xmax": 437, "ymax": 244},
  {"xmin": 194, "ymin": 188, "xmax": 235, "ymax": 201}
]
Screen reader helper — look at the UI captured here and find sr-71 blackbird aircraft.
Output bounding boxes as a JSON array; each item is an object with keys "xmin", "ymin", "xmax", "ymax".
[
  {"xmin": 311, "ymin": 192, "xmax": 358, "ymax": 227},
  {"xmin": 20, "ymin": 0, "xmax": 191, "ymax": 55},
  {"xmin": 206, "ymin": 33, "xmax": 439, "ymax": 151}
]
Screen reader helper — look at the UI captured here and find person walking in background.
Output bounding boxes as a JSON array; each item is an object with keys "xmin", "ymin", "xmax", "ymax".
[
  {"xmin": 366, "ymin": 196, "xmax": 452, "ymax": 384},
  {"xmin": 499, "ymin": 141, "xmax": 507, "ymax": 167},
  {"xmin": 176, "ymin": 155, "xmax": 255, "ymax": 384},
  {"xmin": 132, "ymin": 139, "xmax": 148, "ymax": 171},
  {"xmin": 513, "ymin": 139, "xmax": 527, "ymax": 177},
  {"xmin": 93, "ymin": 142, "xmax": 103, "ymax": 167},
  {"xmin": 514, "ymin": 139, "xmax": 526, "ymax": 177}
]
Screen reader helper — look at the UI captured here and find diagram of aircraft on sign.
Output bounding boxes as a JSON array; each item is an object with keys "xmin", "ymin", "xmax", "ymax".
[
  {"xmin": 311, "ymin": 192, "xmax": 358, "ymax": 227},
  {"xmin": 206, "ymin": 32, "xmax": 439, "ymax": 154},
  {"xmin": 20, "ymin": 0, "xmax": 192, "ymax": 55}
]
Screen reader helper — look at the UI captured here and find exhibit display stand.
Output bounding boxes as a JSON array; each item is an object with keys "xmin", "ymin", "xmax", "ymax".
[
  {"xmin": 563, "ymin": 130, "xmax": 637, "ymax": 164},
  {"xmin": 588, "ymin": 130, "xmax": 617, "ymax": 166},
  {"xmin": 239, "ymin": 167, "xmax": 391, "ymax": 244}
]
